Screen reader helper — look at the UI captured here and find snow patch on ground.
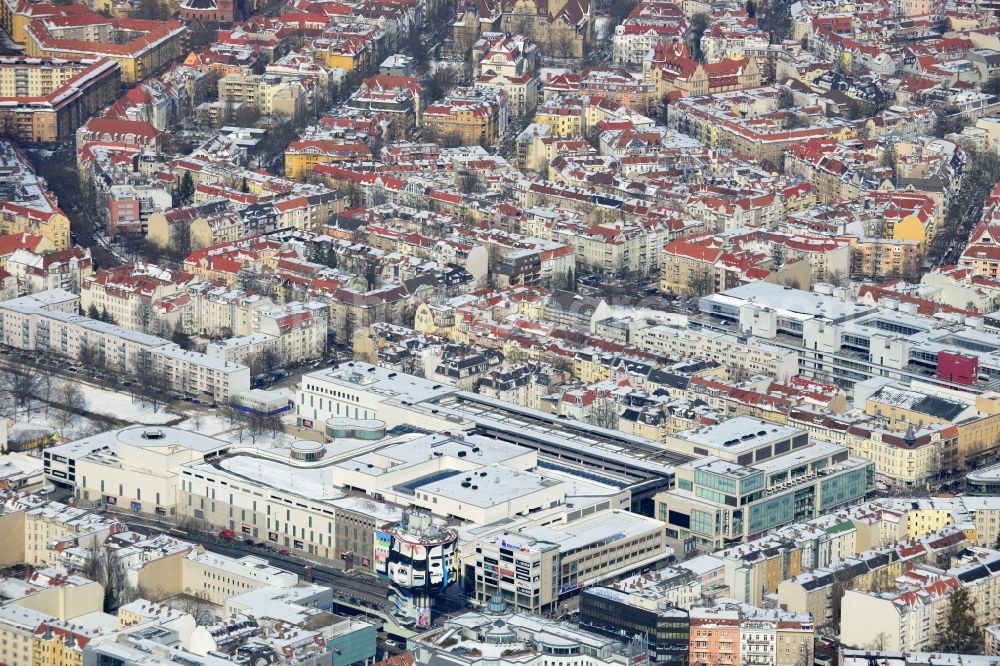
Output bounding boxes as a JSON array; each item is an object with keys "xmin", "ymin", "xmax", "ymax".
[
  {"xmin": 174, "ymin": 414, "xmax": 233, "ymax": 437},
  {"xmin": 77, "ymin": 385, "xmax": 178, "ymax": 425}
]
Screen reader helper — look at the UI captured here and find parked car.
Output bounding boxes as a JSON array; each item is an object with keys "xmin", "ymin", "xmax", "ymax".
[
  {"xmin": 219, "ymin": 529, "xmax": 237, "ymax": 540},
  {"xmin": 277, "ymin": 548, "xmax": 290, "ymax": 555}
]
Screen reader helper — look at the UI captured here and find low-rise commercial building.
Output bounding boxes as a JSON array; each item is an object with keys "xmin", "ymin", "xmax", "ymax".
[
  {"xmin": 581, "ymin": 570, "xmax": 696, "ymax": 666},
  {"xmin": 411, "ymin": 597, "xmax": 644, "ymax": 666},
  {"xmin": 469, "ymin": 510, "xmax": 669, "ymax": 614}
]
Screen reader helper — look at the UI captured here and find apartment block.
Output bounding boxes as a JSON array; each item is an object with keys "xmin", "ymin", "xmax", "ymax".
[
  {"xmin": 23, "ymin": 14, "xmax": 187, "ymax": 83},
  {"xmin": 0, "ymin": 140, "xmax": 71, "ymax": 250},
  {"xmin": 0, "ymin": 290, "xmax": 250, "ymax": 401},
  {"xmin": 0, "ymin": 56, "xmax": 121, "ymax": 143}
]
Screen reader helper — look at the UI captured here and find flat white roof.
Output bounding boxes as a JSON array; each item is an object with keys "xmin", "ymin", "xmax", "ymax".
[
  {"xmin": 419, "ymin": 464, "xmax": 559, "ymax": 507},
  {"xmin": 303, "ymin": 362, "xmax": 459, "ymax": 403},
  {"xmin": 709, "ymin": 282, "xmax": 875, "ymax": 322},
  {"xmin": 187, "ymin": 551, "xmax": 297, "ymax": 585},
  {"xmin": 334, "ymin": 432, "xmax": 531, "ymax": 478},
  {"xmin": 517, "ymin": 509, "xmax": 663, "ymax": 554},
  {"xmin": 673, "ymin": 416, "xmax": 803, "ymax": 453}
]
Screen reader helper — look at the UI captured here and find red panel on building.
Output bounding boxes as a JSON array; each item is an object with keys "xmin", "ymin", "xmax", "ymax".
[{"xmin": 937, "ymin": 351, "xmax": 978, "ymax": 386}]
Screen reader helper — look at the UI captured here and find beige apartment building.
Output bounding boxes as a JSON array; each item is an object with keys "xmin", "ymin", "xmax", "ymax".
[
  {"xmin": 178, "ymin": 552, "xmax": 297, "ymax": 606},
  {"xmin": 0, "ymin": 57, "xmax": 120, "ymax": 143},
  {"xmin": 0, "ymin": 500, "xmax": 123, "ymax": 568},
  {"xmin": 218, "ymin": 74, "xmax": 307, "ymax": 119},
  {"xmin": 853, "ymin": 238, "xmax": 921, "ymax": 279},
  {"xmin": 0, "ymin": 605, "xmax": 49, "ymax": 666},
  {"xmin": 634, "ymin": 324, "xmax": 800, "ymax": 380}
]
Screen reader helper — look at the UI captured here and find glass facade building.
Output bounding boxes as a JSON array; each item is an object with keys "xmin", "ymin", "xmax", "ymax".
[
  {"xmin": 656, "ymin": 426, "xmax": 875, "ymax": 551},
  {"xmin": 580, "ymin": 589, "xmax": 690, "ymax": 666}
]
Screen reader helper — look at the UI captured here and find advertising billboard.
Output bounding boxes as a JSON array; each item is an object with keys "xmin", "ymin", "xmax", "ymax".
[{"xmin": 374, "ymin": 530, "xmax": 391, "ymax": 575}]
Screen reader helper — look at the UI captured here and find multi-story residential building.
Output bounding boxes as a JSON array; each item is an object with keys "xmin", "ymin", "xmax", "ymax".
[
  {"xmin": 80, "ymin": 264, "xmax": 187, "ymax": 333},
  {"xmin": 0, "ymin": 495, "xmax": 124, "ymax": 568},
  {"xmin": 689, "ymin": 605, "xmax": 814, "ymax": 666},
  {"xmin": 659, "ymin": 234, "xmax": 813, "ymax": 297},
  {"xmin": 5, "ymin": 247, "xmax": 92, "ymax": 295},
  {"xmin": 206, "ymin": 302, "xmax": 328, "ymax": 366},
  {"xmin": 283, "ymin": 138, "xmax": 372, "ymax": 180},
  {"xmin": 0, "ymin": 56, "xmax": 120, "ymax": 143},
  {"xmin": 0, "ymin": 2, "xmax": 89, "ymax": 44},
  {"xmin": 635, "ymin": 323, "xmax": 799, "ymax": 380},
  {"xmin": 841, "ymin": 575, "xmax": 956, "ymax": 651},
  {"xmin": 655, "ymin": 417, "xmax": 875, "ymax": 551},
  {"xmin": 846, "ymin": 544, "xmax": 1000, "ymax": 649},
  {"xmin": 217, "ymin": 73, "xmax": 307, "ymax": 119},
  {"xmin": 789, "ymin": 408, "xmax": 956, "ymax": 490},
  {"xmin": 0, "ymin": 140, "xmax": 71, "ymax": 251},
  {"xmin": 453, "ymin": 0, "xmax": 592, "ymax": 59},
  {"xmin": 22, "ymin": 14, "xmax": 187, "ymax": 83},
  {"xmin": 76, "ymin": 117, "xmax": 161, "ymax": 153},
  {"xmin": 0, "ymin": 605, "xmax": 51, "ymax": 666},
  {"xmin": 542, "ymin": 216, "xmax": 680, "ymax": 276},
  {"xmin": 178, "ymin": 551, "xmax": 298, "ymax": 605},
  {"xmin": 104, "ymin": 184, "xmax": 173, "ymax": 239},
  {"xmin": 861, "ymin": 382, "xmax": 1000, "ymax": 473},
  {"xmin": 474, "ymin": 70, "xmax": 539, "ymax": 117},
  {"xmin": 0, "ymin": 290, "xmax": 250, "ymax": 401},
  {"xmin": 472, "ymin": 32, "xmax": 539, "ymax": 78},
  {"xmin": 423, "ymin": 86, "xmax": 509, "ymax": 147},
  {"xmin": 647, "ymin": 49, "xmax": 762, "ymax": 100},
  {"xmin": 669, "ymin": 86, "xmax": 853, "ymax": 168},
  {"xmin": 853, "ymin": 238, "xmax": 922, "ymax": 278},
  {"xmin": 612, "ymin": 0, "xmax": 687, "ymax": 67},
  {"xmin": 32, "ymin": 616, "xmax": 119, "ymax": 666},
  {"xmin": 344, "ymin": 75, "xmax": 422, "ymax": 134}
]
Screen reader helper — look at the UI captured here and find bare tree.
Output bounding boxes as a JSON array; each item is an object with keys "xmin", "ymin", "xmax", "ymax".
[
  {"xmin": 4, "ymin": 366, "xmax": 42, "ymax": 419},
  {"xmin": 189, "ymin": 410, "xmax": 206, "ymax": 432},
  {"xmin": 362, "ymin": 260, "xmax": 381, "ymax": 290},
  {"xmin": 685, "ymin": 266, "xmax": 716, "ymax": 298},
  {"xmin": 552, "ymin": 29, "xmax": 577, "ymax": 60},
  {"xmin": 727, "ymin": 363, "xmax": 753, "ymax": 383},
  {"xmin": 222, "ymin": 403, "xmax": 244, "ymax": 429},
  {"xmin": 172, "ymin": 220, "xmax": 192, "ymax": 261},
  {"xmin": 55, "ymin": 381, "xmax": 88, "ymax": 439},
  {"xmin": 101, "ymin": 553, "xmax": 135, "ymax": 611},
  {"xmin": 172, "ymin": 592, "xmax": 217, "ymax": 625},
  {"xmin": 247, "ymin": 349, "xmax": 282, "ymax": 386},
  {"xmin": 83, "ymin": 540, "xmax": 135, "ymax": 612},
  {"xmin": 37, "ymin": 355, "xmax": 57, "ymax": 418},
  {"xmin": 134, "ymin": 351, "xmax": 171, "ymax": 413},
  {"xmin": 868, "ymin": 632, "xmax": 890, "ymax": 652},
  {"xmin": 826, "ymin": 269, "xmax": 847, "ymax": 287},
  {"xmin": 458, "ymin": 170, "xmax": 481, "ymax": 194},
  {"xmin": 134, "ymin": 300, "xmax": 157, "ymax": 336},
  {"xmin": 263, "ymin": 413, "xmax": 283, "ymax": 437},
  {"xmin": 588, "ymin": 397, "xmax": 619, "ymax": 429}
]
